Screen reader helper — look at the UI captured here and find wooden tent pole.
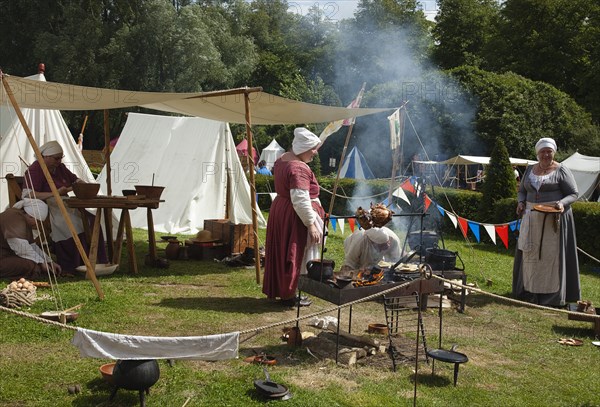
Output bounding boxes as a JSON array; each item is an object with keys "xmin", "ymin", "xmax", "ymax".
[
  {"xmin": 326, "ymin": 82, "xmax": 367, "ymax": 220},
  {"xmin": 244, "ymin": 90, "xmax": 262, "ymax": 284},
  {"xmin": 103, "ymin": 110, "xmax": 112, "ymax": 195},
  {"xmin": 1, "ymin": 73, "xmax": 105, "ymax": 299},
  {"xmin": 103, "ymin": 110, "xmax": 114, "ymax": 260}
]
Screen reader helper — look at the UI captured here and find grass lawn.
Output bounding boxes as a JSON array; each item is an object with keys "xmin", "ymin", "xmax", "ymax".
[{"xmin": 1, "ymin": 214, "xmax": 599, "ymax": 407}]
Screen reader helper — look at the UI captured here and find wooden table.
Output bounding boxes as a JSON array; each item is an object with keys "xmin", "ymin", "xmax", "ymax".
[{"xmin": 66, "ymin": 196, "xmax": 162, "ymax": 274}]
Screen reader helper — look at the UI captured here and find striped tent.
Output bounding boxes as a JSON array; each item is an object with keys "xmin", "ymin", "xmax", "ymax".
[{"xmin": 339, "ymin": 146, "xmax": 375, "ymax": 179}]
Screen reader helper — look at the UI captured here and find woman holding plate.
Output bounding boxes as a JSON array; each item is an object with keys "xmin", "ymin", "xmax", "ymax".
[{"xmin": 512, "ymin": 137, "xmax": 580, "ymax": 307}]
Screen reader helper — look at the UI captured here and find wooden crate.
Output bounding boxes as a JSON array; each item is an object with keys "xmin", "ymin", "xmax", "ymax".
[{"xmin": 203, "ymin": 219, "xmax": 255, "ymax": 255}]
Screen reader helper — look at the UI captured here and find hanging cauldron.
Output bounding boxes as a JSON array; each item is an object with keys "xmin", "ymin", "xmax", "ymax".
[
  {"xmin": 306, "ymin": 259, "xmax": 335, "ymax": 282},
  {"xmin": 110, "ymin": 359, "xmax": 160, "ymax": 407},
  {"xmin": 425, "ymin": 247, "xmax": 463, "ymax": 271}
]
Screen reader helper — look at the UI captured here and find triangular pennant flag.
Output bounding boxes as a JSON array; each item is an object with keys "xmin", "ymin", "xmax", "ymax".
[
  {"xmin": 495, "ymin": 224, "xmax": 509, "ymax": 249},
  {"xmin": 348, "ymin": 218, "xmax": 355, "ymax": 232},
  {"xmin": 446, "ymin": 212, "xmax": 458, "ymax": 228},
  {"xmin": 400, "ymin": 178, "xmax": 416, "ymax": 194},
  {"xmin": 338, "ymin": 219, "xmax": 345, "ymax": 234},
  {"xmin": 437, "ymin": 204, "xmax": 445, "ymax": 217},
  {"xmin": 467, "ymin": 221, "xmax": 481, "ymax": 242},
  {"xmin": 423, "ymin": 194, "xmax": 432, "ymax": 212},
  {"xmin": 381, "ymin": 197, "xmax": 389, "ymax": 206},
  {"xmin": 483, "ymin": 224, "xmax": 496, "ymax": 244},
  {"xmin": 330, "ymin": 217, "xmax": 337, "ymax": 232},
  {"xmin": 458, "ymin": 217, "xmax": 469, "ymax": 238},
  {"xmin": 509, "ymin": 220, "xmax": 519, "ymax": 232},
  {"xmin": 412, "ymin": 177, "xmax": 422, "ymax": 197},
  {"xmin": 269, "ymin": 193, "xmax": 277, "ymax": 201},
  {"xmin": 392, "ymin": 187, "xmax": 410, "ymax": 204},
  {"xmin": 256, "ymin": 193, "xmax": 259, "ymax": 202}
]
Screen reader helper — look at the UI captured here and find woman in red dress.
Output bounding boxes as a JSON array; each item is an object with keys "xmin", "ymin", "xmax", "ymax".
[{"xmin": 263, "ymin": 128, "xmax": 324, "ymax": 306}]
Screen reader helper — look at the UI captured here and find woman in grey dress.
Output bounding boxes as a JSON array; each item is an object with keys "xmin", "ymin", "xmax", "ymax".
[{"xmin": 512, "ymin": 137, "xmax": 580, "ymax": 307}]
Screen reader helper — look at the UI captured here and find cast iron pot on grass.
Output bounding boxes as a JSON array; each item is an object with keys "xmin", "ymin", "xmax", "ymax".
[{"xmin": 109, "ymin": 359, "xmax": 160, "ymax": 407}]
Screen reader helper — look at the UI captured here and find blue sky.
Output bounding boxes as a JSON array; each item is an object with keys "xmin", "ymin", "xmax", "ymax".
[{"xmin": 287, "ymin": 1, "xmax": 439, "ymax": 22}]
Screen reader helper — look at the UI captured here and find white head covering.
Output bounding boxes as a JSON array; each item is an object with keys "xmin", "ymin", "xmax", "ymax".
[
  {"xmin": 292, "ymin": 128, "xmax": 321, "ymax": 155},
  {"xmin": 39, "ymin": 140, "xmax": 63, "ymax": 156},
  {"xmin": 535, "ymin": 137, "xmax": 557, "ymax": 154},
  {"xmin": 365, "ymin": 227, "xmax": 389, "ymax": 244},
  {"xmin": 13, "ymin": 198, "xmax": 48, "ymax": 221}
]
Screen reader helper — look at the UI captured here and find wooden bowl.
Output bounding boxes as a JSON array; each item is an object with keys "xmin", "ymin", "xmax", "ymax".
[
  {"xmin": 122, "ymin": 189, "xmax": 137, "ymax": 196},
  {"xmin": 99, "ymin": 362, "xmax": 116, "ymax": 384},
  {"xmin": 134, "ymin": 185, "xmax": 164, "ymax": 199},
  {"xmin": 368, "ymin": 323, "xmax": 389, "ymax": 335},
  {"xmin": 72, "ymin": 183, "xmax": 100, "ymax": 199}
]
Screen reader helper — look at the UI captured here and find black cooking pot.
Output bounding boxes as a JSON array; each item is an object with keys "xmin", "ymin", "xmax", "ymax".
[
  {"xmin": 425, "ymin": 247, "xmax": 458, "ymax": 270},
  {"xmin": 110, "ymin": 359, "xmax": 160, "ymax": 406},
  {"xmin": 306, "ymin": 259, "xmax": 335, "ymax": 282}
]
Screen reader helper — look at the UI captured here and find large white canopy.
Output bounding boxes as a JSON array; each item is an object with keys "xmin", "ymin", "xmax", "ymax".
[{"xmin": 1, "ymin": 75, "xmax": 394, "ymax": 125}]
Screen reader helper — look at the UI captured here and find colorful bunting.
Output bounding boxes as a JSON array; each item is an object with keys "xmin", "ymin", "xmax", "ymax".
[
  {"xmin": 458, "ymin": 217, "xmax": 468, "ymax": 238},
  {"xmin": 330, "ymin": 217, "xmax": 337, "ymax": 232},
  {"xmin": 496, "ymin": 225, "xmax": 509, "ymax": 249},
  {"xmin": 467, "ymin": 221, "xmax": 481, "ymax": 242},
  {"xmin": 446, "ymin": 212, "xmax": 458, "ymax": 228},
  {"xmin": 348, "ymin": 218, "xmax": 355, "ymax": 232},
  {"xmin": 436, "ymin": 204, "xmax": 445, "ymax": 217},
  {"xmin": 338, "ymin": 219, "xmax": 345, "ymax": 234},
  {"xmin": 400, "ymin": 178, "xmax": 415, "ymax": 194},
  {"xmin": 482, "ymin": 224, "xmax": 496, "ymax": 244},
  {"xmin": 392, "ymin": 187, "xmax": 410, "ymax": 204},
  {"xmin": 269, "ymin": 193, "xmax": 277, "ymax": 201},
  {"xmin": 424, "ymin": 194, "xmax": 432, "ymax": 212}
]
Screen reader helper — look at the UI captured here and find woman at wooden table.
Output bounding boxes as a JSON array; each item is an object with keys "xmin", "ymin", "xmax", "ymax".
[
  {"xmin": 22, "ymin": 140, "xmax": 107, "ymax": 273},
  {"xmin": 263, "ymin": 128, "xmax": 324, "ymax": 307},
  {"xmin": 513, "ymin": 137, "xmax": 580, "ymax": 307}
]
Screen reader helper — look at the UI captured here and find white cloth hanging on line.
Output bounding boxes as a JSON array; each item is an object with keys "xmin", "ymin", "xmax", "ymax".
[{"xmin": 72, "ymin": 328, "xmax": 239, "ymax": 360}]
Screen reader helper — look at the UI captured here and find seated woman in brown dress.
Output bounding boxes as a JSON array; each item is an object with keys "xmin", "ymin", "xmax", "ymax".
[{"xmin": 0, "ymin": 198, "xmax": 61, "ymax": 279}]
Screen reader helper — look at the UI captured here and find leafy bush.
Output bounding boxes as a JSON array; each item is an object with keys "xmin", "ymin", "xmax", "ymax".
[{"xmin": 572, "ymin": 202, "xmax": 600, "ymax": 264}]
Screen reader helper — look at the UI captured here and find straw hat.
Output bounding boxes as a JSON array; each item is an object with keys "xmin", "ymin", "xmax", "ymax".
[{"xmin": 194, "ymin": 230, "xmax": 217, "ymax": 243}]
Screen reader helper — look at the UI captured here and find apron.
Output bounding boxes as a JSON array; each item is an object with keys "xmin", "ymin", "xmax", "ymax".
[{"xmin": 518, "ymin": 202, "xmax": 560, "ymax": 293}]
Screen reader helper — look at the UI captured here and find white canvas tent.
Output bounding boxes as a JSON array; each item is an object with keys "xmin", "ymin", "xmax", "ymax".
[
  {"xmin": 439, "ymin": 155, "xmax": 537, "ymax": 166},
  {"xmin": 258, "ymin": 139, "xmax": 285, "ymax": 170},
  {"xmin": 339, "ymin": 146, "xmax": 375, "ymax": 179},
  {"xmin": 0, "ymin": 72, "xmax": 95, "ymax": 210},
  {"xmin": 561, "ymin": 152, "xmax": 600, "ymax": 201},
  {"xmin": 96, "ymin": 113, "xmax": 265, "ymax": 234}
]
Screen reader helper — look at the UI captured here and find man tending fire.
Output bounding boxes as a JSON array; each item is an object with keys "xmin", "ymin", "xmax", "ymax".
[{"xmin": 340, "ymin": 203, "xmax": 400, "ymax": 273}]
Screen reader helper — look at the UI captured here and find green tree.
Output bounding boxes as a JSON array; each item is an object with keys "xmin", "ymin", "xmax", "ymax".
[
  {"xmin": 478, "ymin": 138, "xmax": 516, "ymax": 222},
  {"xmin": 494, "ymin": 0, "xmax": 597, "ymax": 120},
  {"xmin": 432, "ymin": 0, "xmax": 500, "ymax": 69},
  {"xmin": 449, "ymin": 66, "xmax": 600, "ymax": 158}
]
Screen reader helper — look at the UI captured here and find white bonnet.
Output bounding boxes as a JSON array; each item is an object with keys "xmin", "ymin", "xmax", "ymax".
[
  {"xmin": 40, "ymin": 140, "xmax": 63, "ymax": 156},
  {"xmin": 365, "ymin": 227, "xmax": 389, "ymax": 244},
  {"xmin": 535, "ymin": 137, "xmax": 557, "ymax": 154},
  {"xmin": 292, "ymin": 128, "xmax": 321, "ymax": 155},
  {"xmin": 13, "ymin": 198, "xmax": 48, "ymax": 221}
]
